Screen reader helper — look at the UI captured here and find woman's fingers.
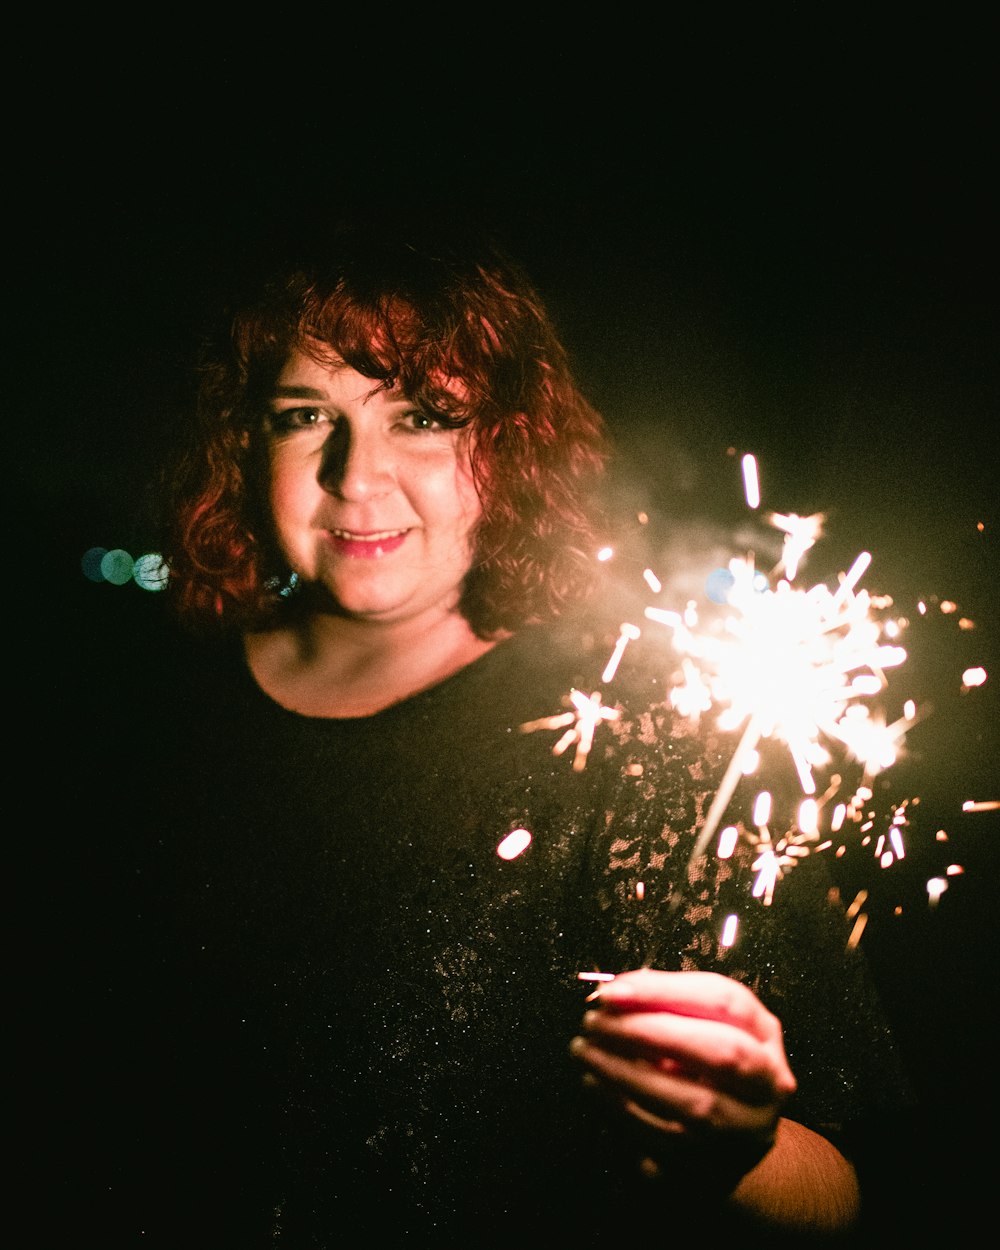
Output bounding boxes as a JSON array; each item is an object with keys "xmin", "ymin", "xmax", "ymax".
[
  {"xmin": 581, "ymin": 1006, "xmax": 794, "ymax": 1104},
  {"xmin": 569, "ymin": 1033, "xmax": 780, "ymax": 1138},
  {"xmin": 569, "ymin": 968, "xmax": 798, "ymax": 1140},
  {"xmin": 597, "ymin": 969, "xmax": 781, "ymax": 1040}
]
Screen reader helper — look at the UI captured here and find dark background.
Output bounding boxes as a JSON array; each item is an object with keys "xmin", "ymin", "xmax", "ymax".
[{"xmin": 23, "ymin": 21, "xmax": 997, "ymax": 1238}]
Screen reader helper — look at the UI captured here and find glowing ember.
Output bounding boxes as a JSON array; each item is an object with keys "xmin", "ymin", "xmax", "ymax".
[
  {"xmin": 602, "ymin": 623, "xmax": 641, "ymax": 683},
  {"xmin": 847, "ymin": 912, "xmax": 869, "ymax": 948},
  {"xmin": 926, "ymin": 877, "xmax": 948, "ymax": 906},
  {"xmin": 742, "ymin": 454, "xmax": 761, "ymax": 508},
  {"xmin": 717, "ymin": 826, "xmax": 739, "ymax": 858},
  {"xmin": 768, "ymin": 511, "xmax": 824, "ymax": 581},
  {"xmin": 497, "ymin": 828, "xmax": 532, "ymax": 860}
]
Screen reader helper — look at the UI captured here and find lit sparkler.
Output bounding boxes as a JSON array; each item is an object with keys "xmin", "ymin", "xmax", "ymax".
[
  {"xmin": 524, "ymin": 514, "xmax": 915, "ymax": 876},
  {"xmin": 523, "ymin": 456, "xmax": 990, "ymax": 925},
  {"xmin": 652, "ymin": 541, "xmax": 915, "ymax": 868}
]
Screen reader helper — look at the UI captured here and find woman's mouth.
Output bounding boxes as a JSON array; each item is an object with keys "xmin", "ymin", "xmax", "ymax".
[{"xmin": 326, "ymin": 528, "xmax": 409, "ymax": 559}]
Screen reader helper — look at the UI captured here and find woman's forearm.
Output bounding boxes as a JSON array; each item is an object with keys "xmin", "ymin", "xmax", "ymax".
[{"xmin": 728, "ymin": 1116, "xmax": 861, "ymax": 1236}]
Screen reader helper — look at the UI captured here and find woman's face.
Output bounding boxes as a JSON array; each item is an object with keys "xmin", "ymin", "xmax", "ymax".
[{"xmin": 263, "ymin": 346, "xmax": 482, "ymax": 627}]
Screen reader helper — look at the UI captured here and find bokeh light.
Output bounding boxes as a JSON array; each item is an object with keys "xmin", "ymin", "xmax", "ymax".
[
  {"xmin": 81, "ymin": 547, "xmax": 108, "ymax": 582},
  {"xmin": 100, "ymin": 549, "xmax": 136, "ymax": 585},
  {"xmin": 80, "ymin": 546, "xmax": 169, "ymax": 592},
  {"xmin": 133, "ymin": 552, "xmax": 170, "ymax": 591}
]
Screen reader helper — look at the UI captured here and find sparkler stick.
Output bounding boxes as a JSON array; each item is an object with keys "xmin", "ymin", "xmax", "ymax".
[
  {"xmin": 688, "ymin": 714, "xmax": 762, "ymax": 865},
  {"xmin": 577, "ymin": 970, "xmax": 616, "ymax": 1000}
]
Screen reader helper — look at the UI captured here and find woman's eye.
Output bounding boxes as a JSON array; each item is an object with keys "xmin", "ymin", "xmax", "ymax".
[
  {"xmin": 268, "ymin": 407, "xmax": 328, "ymax": 433},
  {"xmin": 404, "ymin": 409, "xmax": 444, "ymax": 432}
]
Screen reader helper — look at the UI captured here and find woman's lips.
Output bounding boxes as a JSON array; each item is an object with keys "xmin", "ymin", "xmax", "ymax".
[{"xmin": 325, "ymin": 528, "xmax": 409, "ymax": 559}]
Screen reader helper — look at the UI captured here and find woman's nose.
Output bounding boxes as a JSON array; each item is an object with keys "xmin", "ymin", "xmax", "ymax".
[{"xmin": 318, "ymin": 422, "xmax": 393, "ymax": 500}]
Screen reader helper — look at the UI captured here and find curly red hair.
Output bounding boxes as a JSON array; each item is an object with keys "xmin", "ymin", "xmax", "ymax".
[{"xmin": 158, "ymin": 220, "xmax": 610, "ymax": 637}]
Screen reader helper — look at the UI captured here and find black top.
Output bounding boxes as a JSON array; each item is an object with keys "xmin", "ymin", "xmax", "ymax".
[{"xmin": 42, "ymin": 595, "xmax": 913, "ymax": 1247}]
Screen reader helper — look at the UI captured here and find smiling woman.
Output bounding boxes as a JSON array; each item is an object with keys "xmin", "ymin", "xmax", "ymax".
[
  {"xmin": 265, "ymin": 351, "xmax": 481, "ymax": 601},
  {"xmin": 57, "ymin": 215, "xmax": 917, "ymax": 1246},
  {"xmin": 159, "ymin": 222, "xmax": 610, "ymax": 718},
  {"xmin": 250, "ymin": 347, "xmax": 490, "ymax": 716}
]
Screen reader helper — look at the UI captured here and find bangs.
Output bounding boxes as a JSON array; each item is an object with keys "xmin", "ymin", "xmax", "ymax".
[{"xmin": 297, "ymin": 288, "xmax": 476, "ymax": 425}]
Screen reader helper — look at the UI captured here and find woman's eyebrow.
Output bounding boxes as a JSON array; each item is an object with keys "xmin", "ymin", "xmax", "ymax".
[
  {"xmin": 272, "ymin": 385, "xmax": 329, "ymax": 400},
  {"xmin": 270, "ymin": 383, "xmax": 411, "ymax": 406}
]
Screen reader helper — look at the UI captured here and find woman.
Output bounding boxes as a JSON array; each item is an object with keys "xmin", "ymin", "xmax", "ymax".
[{"xmin": 64, "ymin": 219, "xmax": 911, "ymax": 1245}]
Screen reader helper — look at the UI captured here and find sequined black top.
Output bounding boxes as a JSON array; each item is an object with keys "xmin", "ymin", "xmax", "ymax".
[{"xmin": 56, "ymin": 607, "xmax": 913, "ymax": 1247}]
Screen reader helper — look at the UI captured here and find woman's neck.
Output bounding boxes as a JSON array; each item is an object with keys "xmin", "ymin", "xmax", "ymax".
[{"xmin": 244, "ymin": 608, "xmax": 502, "ymax": 719}]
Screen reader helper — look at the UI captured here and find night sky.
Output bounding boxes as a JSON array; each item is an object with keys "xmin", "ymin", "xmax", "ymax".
[
  {"xmin": 33, "ymin": 50, "xmax": 996, "ymax": 598},
  {"xmin": 24, "ymin": 27, "xmax": 998, "ymax": 1235}
]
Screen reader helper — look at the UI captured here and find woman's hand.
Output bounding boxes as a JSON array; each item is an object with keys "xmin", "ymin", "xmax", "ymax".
[
  {"xmin": 569, "ymin": 967, "xmax": 861, "ymax": 1234},
  {"xmin": 570, "ymin": 967, "xmax": 796, "ymax": 1160}
]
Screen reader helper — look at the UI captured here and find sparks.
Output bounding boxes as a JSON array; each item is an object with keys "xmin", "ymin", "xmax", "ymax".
[
  {"xmin": 520, "ymin": 689, "xmax": 620, "ymax": 771},
  {"xmin": 742, "ymin": 454, "xmax": 761, "ymax": 508},
  {"xmin": 518, "ymin": 455, "xmax": 975, "ymax": 935},
  {"xmin": 642, "ymin": 536, "xmax": 916, "ymax": 867},
  {"xmin": 769, "ymin": 511, "xmax": 825, "ymax": 581},
  {"xmin": 602, "ymin": 623, "xmax": 641, "ymax": 683},
  {"xmin": 497, "ymin": 828, "xmax": 532, "ymax": 860}
]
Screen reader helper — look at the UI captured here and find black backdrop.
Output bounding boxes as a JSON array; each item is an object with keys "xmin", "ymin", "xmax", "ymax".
[{"xmin": 20, "ymin": 21, "xmax": 998, "ymax": 1240}]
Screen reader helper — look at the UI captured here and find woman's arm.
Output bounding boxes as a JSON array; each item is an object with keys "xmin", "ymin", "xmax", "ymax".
[
  {"xmin": 728, "ymin": 1115, "xmax": 860, "ymax": 1235},
  {"xmin": 570, "ymin": 969, "xmax": 862, "ymax": 1238}
]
